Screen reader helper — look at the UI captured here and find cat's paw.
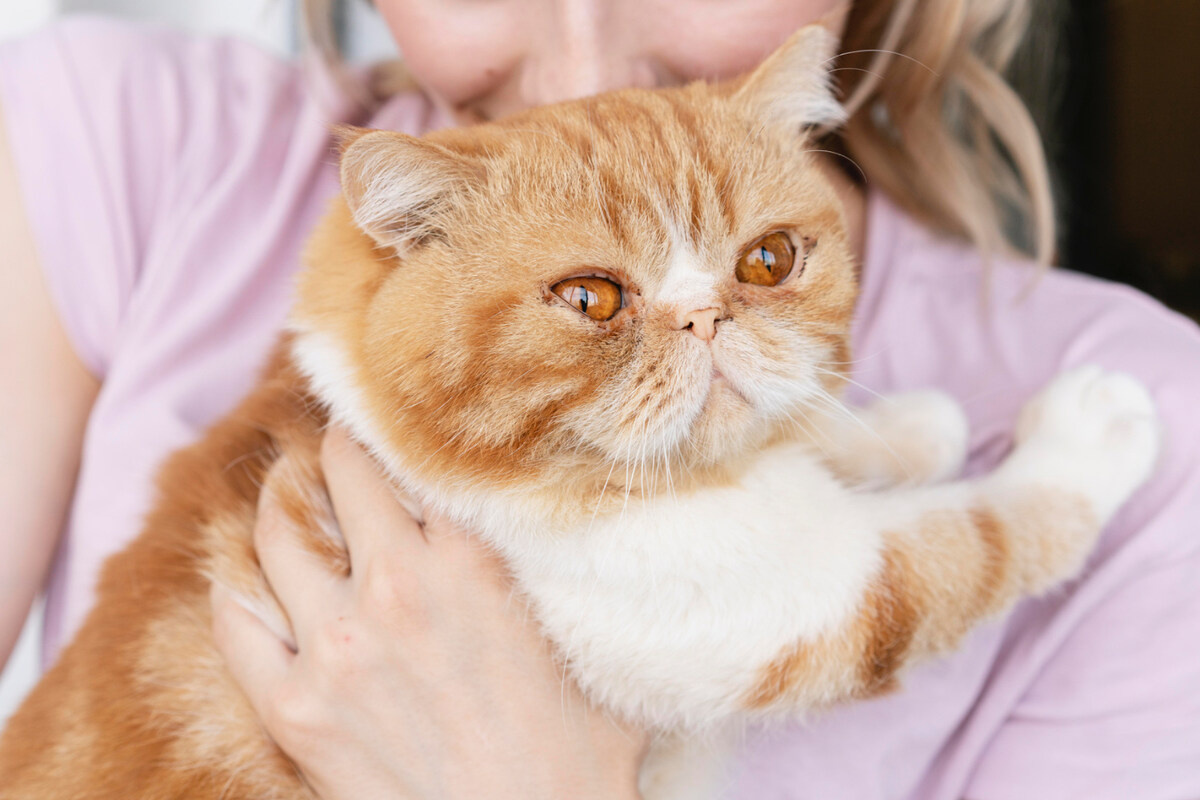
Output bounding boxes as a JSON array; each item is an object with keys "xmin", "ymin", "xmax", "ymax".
[
  {"xmin": 854, "ymin": 390, "xmax": 969, "ymax": 487},
  {"xmin": 1008, "ymin": 365, "xmax": 1161, "ymax": 521}
]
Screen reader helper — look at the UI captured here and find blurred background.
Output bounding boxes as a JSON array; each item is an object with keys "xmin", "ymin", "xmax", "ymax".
[
  {"xmin": 1, "ymin": 0, "xmax": 1198, "ymax": 723},
  {"xmin": 1050, "ymin": 1, "xmax": 1200, "ymax": 320}
]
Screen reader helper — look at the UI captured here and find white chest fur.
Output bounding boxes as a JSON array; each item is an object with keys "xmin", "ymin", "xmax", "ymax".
[{"xmin": 470, "ymin": 443, "xmax": 882, "ymax": 731}]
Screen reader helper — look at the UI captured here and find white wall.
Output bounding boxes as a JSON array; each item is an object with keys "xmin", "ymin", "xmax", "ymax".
[
  {"xmin": 0, "ymin": 0, "xmax": 397, "ymax": 59},
  {"xmin": 0, "ymin": 0, "xmax": 54, "ymax": 41},
  {"xmin": 62, "ymin": 0, "xmax": 295, "ymax": 54},
  {"xmin": 0, "ymin": 0, "xmax": 295, "ymax": 52}
]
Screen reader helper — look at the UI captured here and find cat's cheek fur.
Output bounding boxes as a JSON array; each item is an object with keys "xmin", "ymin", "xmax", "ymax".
[
  {"xmin": 289, "ymin": 326, "xmax": 391, "ymax": 471},
  {"xmin": 288, "ymin": 324, "xmax": 567, "ymax": 542}
]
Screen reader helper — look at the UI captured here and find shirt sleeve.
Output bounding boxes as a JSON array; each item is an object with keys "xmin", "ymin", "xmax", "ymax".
[
  {"xmin": 966, "ymin": 554, "xmax": 1200, "ymax": 799},
  {"xmin": 964, "ymin": 288, "xmax": 1200, "ymax": 800},
  {"xmin": 0, "ymin": 17, "xmax": 314, "ymax": 379}
]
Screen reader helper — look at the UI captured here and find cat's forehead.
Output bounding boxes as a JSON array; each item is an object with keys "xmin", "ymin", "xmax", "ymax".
[
  {"xmin": 478, "ymin": 91, "xmax": 742, "ymax": 210},
  {"xmin": 476, "ymin": 89, "xmax": 798, "ymax": 273}
]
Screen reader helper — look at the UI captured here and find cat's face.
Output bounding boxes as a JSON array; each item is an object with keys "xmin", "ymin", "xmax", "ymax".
[{"xmin": 294, "ymin": 27, "xmax": 856, "ymax": 500}]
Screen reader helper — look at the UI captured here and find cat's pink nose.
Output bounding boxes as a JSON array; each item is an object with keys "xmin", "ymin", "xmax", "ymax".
[{"xmin": 677, "ymin": 307, "xmax": 724, "ymax": 342}]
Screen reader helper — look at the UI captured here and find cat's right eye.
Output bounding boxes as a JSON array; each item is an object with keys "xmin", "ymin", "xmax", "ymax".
[
  {"xmin": 736, "ymin": 233, "xmax": 796, "ymax": 287},
  {"xmin": 551, "ymin": 277, "xmax": 623, "ymax": 322}
]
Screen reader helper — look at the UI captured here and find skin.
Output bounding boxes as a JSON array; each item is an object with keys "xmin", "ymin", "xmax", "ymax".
[
  {"xmin": 0, "ymin": 99, "xmax": 100, "ymax": 676},
  {"xmin": 211, "ymin": 3, "xmax": 869, "ymax": 798}
]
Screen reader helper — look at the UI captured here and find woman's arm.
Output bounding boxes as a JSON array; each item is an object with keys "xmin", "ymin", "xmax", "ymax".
[{"xmin": 0, "ymin": 103, "xmax": 100, "ymax": 668}]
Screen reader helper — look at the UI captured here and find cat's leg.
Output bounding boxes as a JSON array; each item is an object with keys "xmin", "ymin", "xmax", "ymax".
[
  {"xmin": 205, "ymin": 446, "xmax": 347, "ymax": 652},
  {"xmin": 744, "ymin": 366, "xmax": 1160, "ymax": 711},
  {"xmin": 0, "ymin": 459, "xmax": 323, "ymax": 799},
  {"xmin": 813, "ymin": 390, "xmax": 969, "ymax": 488}
]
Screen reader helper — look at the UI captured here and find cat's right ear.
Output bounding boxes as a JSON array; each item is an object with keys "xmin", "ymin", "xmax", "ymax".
[
  {"xmin": 336, "ymin": 126, "xmax": 480, "ymax": 253},
  {"xmin": 733, "ymin": 25, "xmax": 846, "ymax": 133}
]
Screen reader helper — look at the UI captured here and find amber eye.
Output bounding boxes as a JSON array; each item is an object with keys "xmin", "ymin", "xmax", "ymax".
[
  {"xmin": 736, "ymin": 233, "xmax": 796, "ymax": 286},
  {"xmin": 551, "ymin": 276, "xmax": 623, "ymax": 321}
]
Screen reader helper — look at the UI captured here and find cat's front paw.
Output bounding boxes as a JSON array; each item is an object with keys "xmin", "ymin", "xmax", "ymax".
[
  {"xmin": 855, "ymin": 390, "xmax": 969, "ymax": 487},
  {"xmin": 1008, "ymin": 365, "xmax": 1161, "ymax": 521}
]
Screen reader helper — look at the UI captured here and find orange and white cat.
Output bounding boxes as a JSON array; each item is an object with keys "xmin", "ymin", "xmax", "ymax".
[{"xmin": 0, "ymin": 27, "xmax": 1159, "ymax": 800}]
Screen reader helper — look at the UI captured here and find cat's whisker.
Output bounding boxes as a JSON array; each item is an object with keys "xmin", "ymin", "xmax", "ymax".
[
  {"xmin": 810, "ymin": 388, "xmax": 880, "ymax": 442},
  {"xmin": 662, "ymin": 448, "xmax": 680, "ymax": 512},
  {"xmin": 807, "ymin": 386, "xmax": 917, "ymax": 483},
  {"xmin": 588, "ymin": 455, "xmax": 622, "ymax": 529},
  {"xmin": 814, "ymin": 349, "xmax": 887, "ymax": 368},
  {"xmin": 789, "ymin": 411, "xmax": 848, "ymax": 478},
  {"xmin": 800, "ymin": 148, "xmax": 867, "ymax": 182},
  {"xmin": 812, "ymin": 364, "xmax": 889, "ymax": 404},
  {"xmin": 221, "ymin": 447, "xmax": 270, "ymax": 476},
  {"xmin": 782, "ymin": 407, "xmax": 825, "ymax": 450},
  {"xmin": 822, "ymin": 48, "xmax": 940, "ymax": 79},
  {"xmin": 828, "ymin": 66, "xmax": 886, "ymax": 81}
]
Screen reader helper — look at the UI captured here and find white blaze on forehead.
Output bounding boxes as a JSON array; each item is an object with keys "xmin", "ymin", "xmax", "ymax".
[{"xmin": 654, "ymin": 228, "xmax": 722, "ymax": 311}]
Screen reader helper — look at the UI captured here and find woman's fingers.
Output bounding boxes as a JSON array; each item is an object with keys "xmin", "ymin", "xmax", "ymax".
[
  {"xmin": 253, "ymin": 466, "xmax": 347, "ymax": 641},
  {"xmin": 320, "ymin": 426, "xmax": 428, "ymax": 576},
  {"xmin": 210, "ymin": 581, "xmax": 293, "ymax": 721}
]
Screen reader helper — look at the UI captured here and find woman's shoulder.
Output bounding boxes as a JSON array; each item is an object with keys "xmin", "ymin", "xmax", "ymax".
[
  {"xmin": 0, "ymin": 18, "xmax": 304, "ymax": 377},
  {"xmin": 860, "ymin": 189, "xmax": 1200, "ymax": 387},
  {"xmin": 0, "ymin": 17, "xmax": 435, "ymax": 380},
  {"xmin": 0, "ymin": 16, "xmax": 314, "ymax": 137},
  {"xmin": 0, "ymin": 15, "xmax": 345, "ymax": 168}
]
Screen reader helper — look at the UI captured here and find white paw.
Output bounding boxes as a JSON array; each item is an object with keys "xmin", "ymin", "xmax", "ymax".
[
  {"xmin": 1009, "ymin": 365, "xmax": 1161, "ymax": 520},
  {"xmin": 859, "ymin": 390, "xmax": 969, "ymax": 486}
]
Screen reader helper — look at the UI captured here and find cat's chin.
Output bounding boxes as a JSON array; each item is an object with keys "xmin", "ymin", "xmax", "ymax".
[
  {"xmin": 709, "ymin": 370, "xmax": 749, "ymax": 405},
  {"xmin": 681, "ymin": 383, "xmax": 773, "ymax": 469}
]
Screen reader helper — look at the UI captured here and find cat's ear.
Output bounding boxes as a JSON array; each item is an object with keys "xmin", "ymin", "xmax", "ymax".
[
  {"xmin": 337, "ymin": 126, "xmax": 480, "ymax": 253},
  {"xmin": 733, "ymin": 25, "xmax": 846, "ymax": 132}
]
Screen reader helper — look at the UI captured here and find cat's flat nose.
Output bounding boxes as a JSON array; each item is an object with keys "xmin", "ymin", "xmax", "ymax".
[{"xmin": 677, "ymin": 307, "xmax": 724, "ymax": 342}]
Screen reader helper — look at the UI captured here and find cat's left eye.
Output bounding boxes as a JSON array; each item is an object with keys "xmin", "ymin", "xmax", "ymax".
[
  {"xmin": 736, "ymin": 233, "xmax": 796, "ymax": 287},
  {"xmin": 551, "ymin": 276, "xmax": 623, "ymax": 321}
]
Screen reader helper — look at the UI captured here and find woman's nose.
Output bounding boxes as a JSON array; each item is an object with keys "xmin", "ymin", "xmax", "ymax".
[{"xmin": 519, "ymin": 0, "xmax": 657, "ymax": 106}]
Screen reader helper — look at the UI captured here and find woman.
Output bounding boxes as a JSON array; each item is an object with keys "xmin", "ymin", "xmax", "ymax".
[{"xmin": 2, "ymin": 1, "xmax": 1197, "ymax": 797}]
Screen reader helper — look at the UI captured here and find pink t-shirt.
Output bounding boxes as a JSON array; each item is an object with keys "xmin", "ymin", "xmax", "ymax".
[{"xmin": 3, "ymin": 18, "xmax": 1199, "ymax": 799}]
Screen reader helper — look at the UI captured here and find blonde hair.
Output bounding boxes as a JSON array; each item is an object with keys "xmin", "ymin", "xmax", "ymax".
[
  {"xmin": 303, "ymin": 0, "xmax": 1054, "ymax": 264},
  {"xmin": 838, "ymin": 0, "xmax": 1054, "ymax": 264}
]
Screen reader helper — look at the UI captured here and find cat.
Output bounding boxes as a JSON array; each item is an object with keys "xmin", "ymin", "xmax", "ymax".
[{"xmin": 0, "ymin": 26, "xmax": 1160, "ymax": 800}]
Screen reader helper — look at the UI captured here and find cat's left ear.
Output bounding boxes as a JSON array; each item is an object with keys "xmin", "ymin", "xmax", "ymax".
[
  {"xmin": 734, "ymin": 25, "xmax": 846, "ymax": 133},
  {"xmin": 337, "ymin": 126, "xmax": 481, "ymax": 253}
]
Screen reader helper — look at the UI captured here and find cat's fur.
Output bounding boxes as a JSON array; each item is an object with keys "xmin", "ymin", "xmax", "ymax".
[{"xmin": 0, "ymin": 27, "xmax": 1160, "ymax": 800}]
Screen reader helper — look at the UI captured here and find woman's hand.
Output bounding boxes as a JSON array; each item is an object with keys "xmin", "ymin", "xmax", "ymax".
[{"xmin": 211, "ymin": 427, "xmax": 647, "ymax": 800}]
